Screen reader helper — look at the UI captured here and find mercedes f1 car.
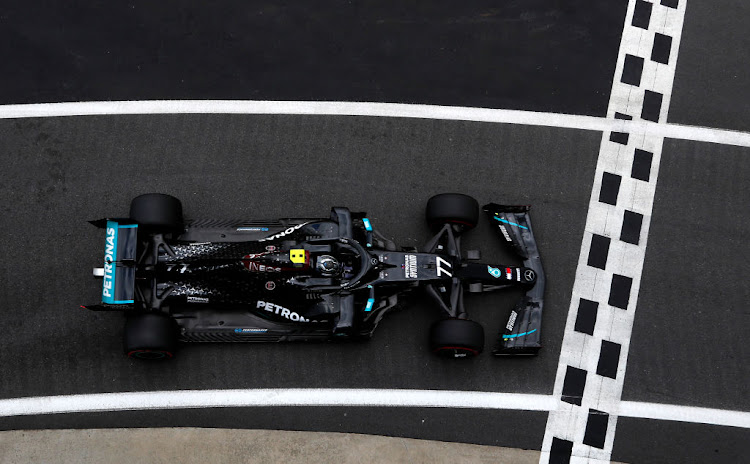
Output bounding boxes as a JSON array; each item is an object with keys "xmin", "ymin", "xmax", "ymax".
[{"xmin": 85, "ymin": 193, "xmax": 545, "ymax": 360}]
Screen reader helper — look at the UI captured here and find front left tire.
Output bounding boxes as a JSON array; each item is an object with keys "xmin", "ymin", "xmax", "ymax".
[{"xmin": 425, "ymin": 193, "xmax": 479, "ymax": 231}]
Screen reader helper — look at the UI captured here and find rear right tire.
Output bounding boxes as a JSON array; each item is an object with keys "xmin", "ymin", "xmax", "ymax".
[{"xmin": 129, "ymin": 193, "xmax": 183, "ymax": 232}]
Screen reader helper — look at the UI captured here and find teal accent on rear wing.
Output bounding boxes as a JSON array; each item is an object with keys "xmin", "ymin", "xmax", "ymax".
[{"xmin": 101, "ymin": 220, "xmax": 138, "ymax": 305}]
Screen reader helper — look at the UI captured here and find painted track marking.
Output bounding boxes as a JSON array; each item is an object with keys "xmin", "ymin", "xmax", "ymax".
[
  {"xmin": 0, "ymin": 389, "xmax": 748, "ymax": 430},
  {"xmin": 0, "ymin": 390, "xmax": 555, "ymax": 417},
  {"xmin": 540, "ymin": 1, "xmax": 689, "ymax": 463},
  {"xmin": 0, "ymin": 100, "xmax": 748, "ymax": 147}
]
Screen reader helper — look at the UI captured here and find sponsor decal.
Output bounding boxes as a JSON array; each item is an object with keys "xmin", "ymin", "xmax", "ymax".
[
  {"xmin": 499, "ymin": 224, "xmax": 512, "ymax": 242},
  {"xmin": 188, "ymin": 242, "xmax": 212, "ymax": 246},
  {"xmin": 237, "ymin": 227, "xmax": 269, "ymax": 232},
  {"xmin": 265, "ymin": 281, "xmax": 276, "ymax": 291},
  {"xmin": 187, "ymin": 296, "xmax": 209, "ymax": 304},
  {"xmin": 436, "ymin": 256, "xmax": 453, "ymax": 277},
  {"xmin": 245, "ymin": 262, "xmax": 281, "ymax": 273},
  {"xmin": 102, "ymin": 222, "xmax": 135, "ymax": 305},
  {"xmin": 259, "ymin": 223, "xmax": 306, "ymax": 242},
  {"xmin": 487, "ymin": 265, "xmax": 502, "ymax": 278},
  {"xmin": 242, "ymin": 253, "xmax": 281, "ymax": 273},
  {"xmin": 257, "ymin": 300, "xmax": 310, "ymax": 322},
  {"xmin": 102, "ymin": 225, "xmax": 116, "ymax": 299},
  {"xmin": 234, "ymin": 328, "xmax": 268, "ymax": 333},
  {"xmin": 365, "ymin": 298, "xmax": 375, "ymax": 312},
  {"xmin": 506, "ymin": 310, "xmax": 518, "ymax": 331},
  {"xmin": 404, "ymin": 254, "xmax": 418, "ymax": 279},
  {"xmin": 506, "ymin": 267, "xmax": 513, "ymax": 279},
  {"xmin": 516, "ymin": 268, "xmax": 521, "ymax": 281},
  {"xmin": 524, "ymin": 269, "xmax": 536, "ymax": 282}
]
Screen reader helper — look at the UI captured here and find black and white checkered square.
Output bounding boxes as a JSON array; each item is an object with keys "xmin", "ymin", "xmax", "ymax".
[{"xmin": 542, "ymin": 1, "xmax": 686, "ymax": 462}]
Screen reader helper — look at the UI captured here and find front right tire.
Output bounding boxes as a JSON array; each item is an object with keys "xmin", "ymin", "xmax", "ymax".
[{"xmin": 429, "ymin": 318, "xmax": 485, "ymax": 358}]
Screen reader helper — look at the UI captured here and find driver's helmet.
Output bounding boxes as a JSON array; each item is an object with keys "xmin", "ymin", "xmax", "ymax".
[{"xmin": 315, "ymin": 255, "xmax": 341, "ymax": 276}]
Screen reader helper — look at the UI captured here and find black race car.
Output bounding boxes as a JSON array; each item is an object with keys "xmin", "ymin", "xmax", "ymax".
[{"xmin": 85, "ymin": 193, "xmax": 545, "ymax": 360}]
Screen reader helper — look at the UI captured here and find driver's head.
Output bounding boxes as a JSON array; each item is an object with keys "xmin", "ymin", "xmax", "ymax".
[{"xmin": 315, "ymin": 255, "xmax": 341, "ymax": 276}]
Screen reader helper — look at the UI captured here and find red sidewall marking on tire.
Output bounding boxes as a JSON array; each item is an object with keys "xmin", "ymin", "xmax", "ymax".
[{"xmin": 433, "ymin": 346, "xmax": 480, "ymax": 356}]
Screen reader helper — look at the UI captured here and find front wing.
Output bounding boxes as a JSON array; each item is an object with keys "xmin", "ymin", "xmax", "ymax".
[{"xmin": 484, "ymin": 203, "xmax": 545, "ymax": 356}]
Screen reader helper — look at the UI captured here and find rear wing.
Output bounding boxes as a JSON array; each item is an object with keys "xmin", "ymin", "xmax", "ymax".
[
  {"xmin": 99, "ymin": 220, "xmax": 138, "ymax": 305},
  {"xmin": 483, "ymin": 204, "xmax": 545, "ymax": 356}
]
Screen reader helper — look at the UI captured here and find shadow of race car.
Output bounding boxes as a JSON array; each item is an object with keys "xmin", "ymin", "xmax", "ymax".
[{"xmin": 84, "ymin": 193, "xmax": 545, "ymax": 360}]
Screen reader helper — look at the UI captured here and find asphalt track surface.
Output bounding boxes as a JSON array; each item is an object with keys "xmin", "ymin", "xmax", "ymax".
[
  {"xmin": 1, "ymin": 1, "xmax": 627, "ymax": 115},
  {"xmin": 1, "ymin": 2, "xmax": 749, "ymax": 463},
  {"xmin": 0, "ymin": 116, "xmax": 596, "ymax": 450}
]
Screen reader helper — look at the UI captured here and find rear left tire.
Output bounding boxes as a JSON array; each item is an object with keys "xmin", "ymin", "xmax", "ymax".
[{"xmin": 123, "ymin": 312, "xmax": 178, "ymax": 360}]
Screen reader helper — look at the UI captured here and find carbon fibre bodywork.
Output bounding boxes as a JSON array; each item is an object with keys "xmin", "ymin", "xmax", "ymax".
[{"xmin": 87, "ymin": 200, "xmax": 545, "ymax": 356}]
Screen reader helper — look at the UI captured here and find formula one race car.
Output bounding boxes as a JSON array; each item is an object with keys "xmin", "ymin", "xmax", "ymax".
[{"xmin": 85, "ymin": 193, "xmax": 545, "ymax": 360}]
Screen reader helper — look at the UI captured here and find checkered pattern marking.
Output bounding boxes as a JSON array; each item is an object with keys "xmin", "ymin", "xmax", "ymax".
[{"xmin": 541, "ymin": 1, "xmax": 687, "ymax": 462}]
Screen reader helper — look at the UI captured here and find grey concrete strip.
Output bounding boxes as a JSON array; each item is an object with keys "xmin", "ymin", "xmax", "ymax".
[{"xmin": 0, "ymin": 428, "xmax": 539, "ymax": 464}]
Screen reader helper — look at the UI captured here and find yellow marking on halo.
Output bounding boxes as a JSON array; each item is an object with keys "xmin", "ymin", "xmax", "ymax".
[{"xmin": 290, "ymin": 249, "xmax": 306, "ymax": 264}]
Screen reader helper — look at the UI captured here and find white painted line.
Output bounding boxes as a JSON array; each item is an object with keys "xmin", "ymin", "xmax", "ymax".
[
  {"xmin": 1, "ymin": 389, "xmax": 748, "ymax": 431},
  {"xmin": 0, "ymin": 100, "xmax": 608, "ymax": 131},
  {"xmin": 619, "ymin": 401, "xmax": 750, "ymax": 429},
  {"xmin": 0, "ymin": 100, "xmax": 748, "ymax": 147},
  {"xmin": 625, "ymin": 120, "xmax": 750, "ymax": 147},
  {"xmin": 0, "ymin": 389, "xmax": 556, "ymax": 418}
]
